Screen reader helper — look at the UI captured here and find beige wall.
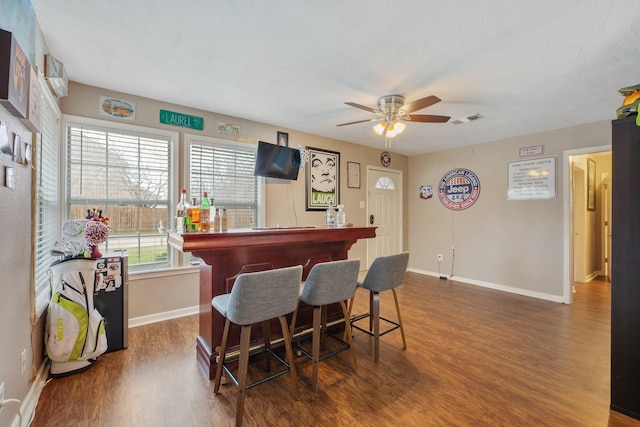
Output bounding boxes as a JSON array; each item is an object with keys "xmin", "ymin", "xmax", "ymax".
[
  {"xmin": 0, "ymin": 104, "xmax": 37, "ymax": 427},
  {"xmin": 408, "ymin": 121, "xmax": 611, "ymax": 299},
  {"xmin": 62, "ymin": 82, "xmax": 410, "ymax": 321}
]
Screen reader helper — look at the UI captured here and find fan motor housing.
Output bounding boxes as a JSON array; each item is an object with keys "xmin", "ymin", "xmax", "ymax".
[{"xmin": 378, "ymin": 95, "xmax": 405, "ymax": 113}]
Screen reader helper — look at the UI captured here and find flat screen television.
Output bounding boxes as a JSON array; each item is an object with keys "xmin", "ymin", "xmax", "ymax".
[{"xmin": 253, "ymin": 141, "xmax": 301, "ymax": 180}]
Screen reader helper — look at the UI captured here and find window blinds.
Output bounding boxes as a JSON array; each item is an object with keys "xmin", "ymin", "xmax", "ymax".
[{"xmin": 189, "ymin": 142, "xmax": 258, "ymax": 229}]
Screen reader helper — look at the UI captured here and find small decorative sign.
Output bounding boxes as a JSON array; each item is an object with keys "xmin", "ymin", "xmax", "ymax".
[
  {"xmin": 217, "ymin": 122, "xmax": 239, "ymax": 135},
  {"xmin": 519, "ymin": 145, "xmax": 544, "ymax": 157},
  {"xmin": 507, "ymin": 156, "xmax": 557, "ymax": 200},
  {"xmin": 100, "ymin": 96, "xmax": 136, "ymax": 121},
  {"xmin": 419, "ymin": 185, "xmax": 433, "ymax": 199},
  {"xmin": 159, "ymin": 109, "xmax": 203, "ymax": 130},
  {"xmin": 438, "ymin": 168, "xmax": 481, "ymax": 210}
]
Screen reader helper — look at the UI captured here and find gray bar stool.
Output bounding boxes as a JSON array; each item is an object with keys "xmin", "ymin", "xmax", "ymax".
[
  {"xmin": 291, "ymin": 258, "xmax": 360, "ymax": 392},
  {"xmin": 348, "ymin": 252, "xmax": 409, "ymax": 363},
  {"xmin": 212, "ymin": 265, "xmax": 303, "ymax": 427}
]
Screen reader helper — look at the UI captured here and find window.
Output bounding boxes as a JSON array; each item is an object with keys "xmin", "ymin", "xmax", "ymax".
[
  {"xmin": 187, "ymin": 134, "xmax": 260, "ymax": 230},
  {"xmin": 33, "ymin": 79, "xmax": 61, "ymax": 319},
  {"xmin": 65, "ymin": 116, "xmax": 177, "ymax": 270}
]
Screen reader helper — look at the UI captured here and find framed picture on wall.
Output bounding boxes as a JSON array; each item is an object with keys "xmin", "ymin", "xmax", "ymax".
[
  {"xmin": 306, "ymin": 146, "xmax": 340, "ymax": 210},
  {"xmin": 587, "ymin": 158, "xmax": 596, "ymax": 211},
  {"xmin": 277, "ymin": 131, "xmax": 288, "ymax": 147}
]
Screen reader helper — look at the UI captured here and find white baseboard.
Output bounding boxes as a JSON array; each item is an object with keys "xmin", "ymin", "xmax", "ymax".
[
  {"xmin": 9, "ymin": 359, "xmax": 49, "ymax": 427},
  {"xmin": 407, "ymin": 268, "xmax": 565, "ymax": 303},
  {"xmin": 129, "ymin": 305, "xmax": 199, "ymax": 328}
]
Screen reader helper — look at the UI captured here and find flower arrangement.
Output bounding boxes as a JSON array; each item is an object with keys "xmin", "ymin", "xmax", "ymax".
[{"xmin": 84, "ymin": 209, "xmax": 109, "ymax": 257}]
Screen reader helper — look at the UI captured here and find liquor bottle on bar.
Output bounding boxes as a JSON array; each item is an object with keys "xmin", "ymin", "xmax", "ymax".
[
  {"xmin": 176, "ymin": 189, "xmax": 188, "ymax": 233},
  {"xmin": 200, "ymin": 192, "xmax": 211, "ymax": 232},
  {"xmin": 188, "ymin": 197, "xmax": 200, "ymax": 232}
]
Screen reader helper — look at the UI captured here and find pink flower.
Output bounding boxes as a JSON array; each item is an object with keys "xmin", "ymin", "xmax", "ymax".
[{"xmin": 85, "ymin": 220, "xmax": 109, "ymax": 245}]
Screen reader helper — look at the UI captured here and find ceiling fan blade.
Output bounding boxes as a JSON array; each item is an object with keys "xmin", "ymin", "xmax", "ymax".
[
  {"xmin": 404, "ymin": 114, "xmax": 451, "ymax": 123},
  {"xmin": 336, "ymin": 118, "xmax": 384, "ymax": 126},
  {"xmin": 401, "ymin": 95, "xmax": 441, "ymax": 114},
  {"xmin": 344, "ymin": 102, "xmax": 380, "ymax": 114}
]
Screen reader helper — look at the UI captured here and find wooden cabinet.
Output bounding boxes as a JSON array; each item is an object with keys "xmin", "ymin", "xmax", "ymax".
[{"xmin": 611, "ymin": 116, "xmax": 640, "ymax": 420}]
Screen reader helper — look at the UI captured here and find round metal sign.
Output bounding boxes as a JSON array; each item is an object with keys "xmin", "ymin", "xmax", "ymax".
[{"xmin": 438, "ymin": 168, "xmax": 481, "ymax": 210}]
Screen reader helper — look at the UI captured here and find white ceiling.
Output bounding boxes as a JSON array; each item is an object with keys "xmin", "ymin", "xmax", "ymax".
[{"xmin": 31, "ymin": 0, "xmax": 640, "ymax": 156}]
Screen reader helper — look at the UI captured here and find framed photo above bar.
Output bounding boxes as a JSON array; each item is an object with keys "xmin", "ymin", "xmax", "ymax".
[
  {"xmin": 277, "ymin": 131, "xmax": 288, "ymax": 147},
  {"xmin": 306, "ymin": 146, "xmax": 340, "ymax": 210}
]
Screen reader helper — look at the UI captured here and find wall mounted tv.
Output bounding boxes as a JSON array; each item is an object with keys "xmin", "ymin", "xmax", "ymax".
[{"xmin": 253, "ymin": 141, "xmax": 301, "ymax": 180}]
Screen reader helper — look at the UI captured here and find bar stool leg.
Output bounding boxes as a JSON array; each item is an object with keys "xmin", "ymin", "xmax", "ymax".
[
  {"xmin": 236, "ymin": 324, "xmax": 251, "ymax": 427},
  {"xmin": 262, "ymin": 320, "xmax": 271, "ymax": 371},
  {"xmin": 372, "ymin": 291, "xmax": 381, "ymax": 363},
  {"xmin": 339, "ymin": 300, "xmax": 357, "ymax": 372},
  {"xmin": 344, "ymin": 293, "xmax": 356, "ymax": 342},
  {"xmin": 311, "ymin": 305, "xmax": 321, "ymax": 392},
  {"xmin": 214, "ymin": 318, "xmax": 231, "ymax": 393},
  {"xmin": 392, "ymin": 288, "xmax": 407, "ymax": 349},
  {"xmin": 277, "ymin": 315, "xmax": 300, "ymax": 400}
]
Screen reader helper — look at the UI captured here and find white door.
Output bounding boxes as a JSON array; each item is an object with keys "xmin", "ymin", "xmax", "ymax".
[{"xmin": 366, "ymin": 167, "xmax": 403, "ymax": 268}]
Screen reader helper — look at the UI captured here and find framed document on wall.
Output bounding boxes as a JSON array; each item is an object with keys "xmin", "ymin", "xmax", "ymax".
[{"xmin": 347, "ymin": 161, "xmax": 360, "ymax": 188}]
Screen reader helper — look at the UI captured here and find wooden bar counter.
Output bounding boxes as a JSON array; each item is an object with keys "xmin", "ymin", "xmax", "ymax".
[{"xmin": 168, "ymin": 226, "xmax": 376, "ymax": 378}]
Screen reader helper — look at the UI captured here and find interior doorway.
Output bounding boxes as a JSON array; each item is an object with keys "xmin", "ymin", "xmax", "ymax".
[{"xmin": 565, "ymin": 148, "xmax": 612, "ymax": 302}]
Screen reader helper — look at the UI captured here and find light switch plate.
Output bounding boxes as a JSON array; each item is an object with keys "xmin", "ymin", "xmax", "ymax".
[{"xmin": 5, "ymin": 166, "xmax": 15, "ymax": 189}]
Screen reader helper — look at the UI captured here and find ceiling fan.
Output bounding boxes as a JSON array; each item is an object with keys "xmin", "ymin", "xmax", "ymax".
[{"xmin": 337, "ymin": 94, "xmax": 450, "ymax": 146}]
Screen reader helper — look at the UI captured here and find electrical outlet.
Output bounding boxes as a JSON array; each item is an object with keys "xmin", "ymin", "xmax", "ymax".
[
  {"xmin": 0, "ymin": 382, "xmax": 4, "ymax": 413},
  {"xmin": 437, "ymin": 254, "xmax": 443, "ymax": 262},
  {"xmin": 20, "ymin": 349, "xmax": 27, "ymax": 376}
]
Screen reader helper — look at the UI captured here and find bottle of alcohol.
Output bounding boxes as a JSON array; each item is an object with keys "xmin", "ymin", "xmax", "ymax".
[
  {"xmin": 188, "ymin": 197, "xmax": 200, "ymax": 232},
  {"xmin": 200, "ymin": 192, "xmax": 211, "ymax": 232},
  {"xmin": 176, "ymin": 189, "xmax": 188, "ymax": 233},
  {"xmin": 213, "ymin": 208, "xmax": 221, "ymax": 232},
  {"xmin": 221, "ymin": 208, "xmax": 228, "ymax": 231}
]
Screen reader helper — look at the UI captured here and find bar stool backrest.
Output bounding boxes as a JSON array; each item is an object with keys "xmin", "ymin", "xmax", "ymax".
[
  {"xmin": 226, "ymin": 265, "xmax": 303, "ymax": 325},
  {"xmin": 360, "ymin": 252, "xmax": 410, "ymax": 292},
  {"xmin": 300, "ymin": 259, "xmax": 360, "ymax": 306}
]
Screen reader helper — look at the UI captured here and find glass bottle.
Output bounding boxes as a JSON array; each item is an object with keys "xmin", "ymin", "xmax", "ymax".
[
  {"xmin": 188, "ymin": 197, "xmax": 200, "ymax": 232},
  {"xmin": 336, "ymin": 204, "xmax": 346, "ymax": 227},
  {"xmin": 213, "ymin": 208, "xmax": 221, "ymax": 232},
  {"xmin": 221, "ymin": 208, "xmax": 228, "ymax": 231},
  {"xmin": 200, "ymin": 192, "xmax": 211, "ymax": 232},
  {"xmin": 325, "ymin": 203, "xmax": 335, "ymax": 227},
  {"xmin": 175, "ymin": 189, "xmax": 188, "ymax": 233}
]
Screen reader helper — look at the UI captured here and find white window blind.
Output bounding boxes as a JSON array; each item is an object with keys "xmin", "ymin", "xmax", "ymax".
[
  {"xmin": 189, "ymin": 141, "xmax": 259, "ymax": 229},
  {"xmin": 33, "ymin": 87, "xmax": 61, "ymax": 319},
  {"xmin": 66, "ymin": 120, "xmax": 173, "ymax": 269}
]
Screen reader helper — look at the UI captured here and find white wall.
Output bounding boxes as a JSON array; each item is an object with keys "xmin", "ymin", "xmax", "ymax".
[{"xmin": 407, "ymin": 121, "xmax": 611, "ymax": 300}]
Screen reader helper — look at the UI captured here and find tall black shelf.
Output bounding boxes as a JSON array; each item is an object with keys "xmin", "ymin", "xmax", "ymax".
[{"xmin": 611, "ymin": 116, "xmax": 640, "ymax": 420}]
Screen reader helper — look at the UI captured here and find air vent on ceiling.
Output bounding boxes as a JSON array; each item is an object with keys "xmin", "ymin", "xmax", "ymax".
[{"xmin": 451, "ymin": 113, "xmax": 484, "ymax": 125}]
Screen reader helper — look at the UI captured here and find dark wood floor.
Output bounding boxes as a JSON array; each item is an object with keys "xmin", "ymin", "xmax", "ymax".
[{"xmin": 32, "ymin": 273, "xmax": 640, "ymax": 426}]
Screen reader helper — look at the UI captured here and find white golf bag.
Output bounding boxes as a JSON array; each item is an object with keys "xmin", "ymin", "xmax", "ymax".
[{"xmin": 46, "ymin": 257, "xmax": 108, "ymax": 377}]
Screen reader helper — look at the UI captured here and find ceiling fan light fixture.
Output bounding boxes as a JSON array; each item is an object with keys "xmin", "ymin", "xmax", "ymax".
[
  {"xmin": 386, "ymin": 121, "xmax": 406, "ymax": 138},
  {"xmin": 373, "ymin": 122, "xmax": 387, "ymax": 136}
]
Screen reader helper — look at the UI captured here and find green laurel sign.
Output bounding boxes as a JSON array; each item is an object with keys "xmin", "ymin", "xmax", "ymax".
[{"xmin": 159, "ymin": 109, "xmax": 204, "ymax": 130}]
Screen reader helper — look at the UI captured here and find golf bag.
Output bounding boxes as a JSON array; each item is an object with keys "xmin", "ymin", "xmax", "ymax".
[{"xmin": 46, "ymin": 257, "xmax": 108, "ymax": 377}]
